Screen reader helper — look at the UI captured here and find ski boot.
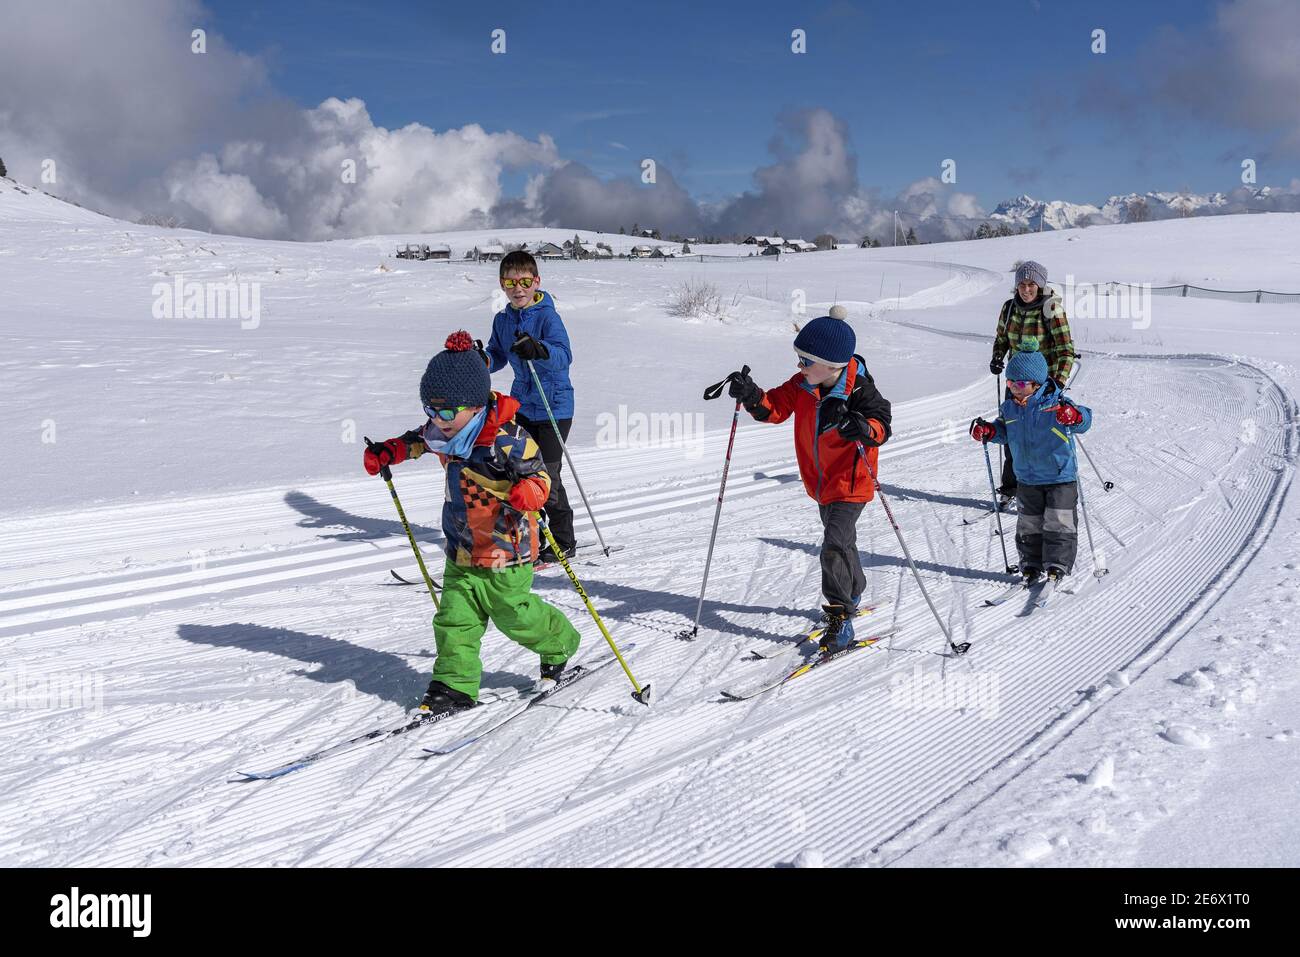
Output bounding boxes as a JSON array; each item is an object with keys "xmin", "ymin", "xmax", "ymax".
[
  {"xmin": 538, "ymin": 659, "xmax": 568, "ymax": 690},
  {"xmin": 1022, "ymin": 566, "xmax": 1043, "ymax": 587},
  {"xmin": 1045, "ymin": 565, "xmax": 1066, "ymax": 583},
  {"xmin": 817, "ymin": 603, "xmax": 855, "ymax": 654},
  {"xmin": 996, "ymin": 486, "xmax": 1017, "ymax": 512},
  {"xmin": 535, "ymin": 542, "xmax": 570, "ymax": 566},
  {"xmin": 419, "ymin": 680, "xmax": 474, "ymax": 715}
]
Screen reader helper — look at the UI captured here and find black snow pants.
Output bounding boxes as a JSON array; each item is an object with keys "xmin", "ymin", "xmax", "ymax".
[
  {"xmin": 516, "ymin": 414, "xmax": 575, "ymax": 554},
  {"xmin": 818, "ymin": 501, "xmax": 867, "ymax": 608}
]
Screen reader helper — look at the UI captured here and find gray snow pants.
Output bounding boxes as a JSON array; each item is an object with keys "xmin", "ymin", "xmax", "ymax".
[
  {"xmin": 818, "ymin": 501, "xmax": 867, "ymax": 608},
  {"xmin": 1015, "ymin": 481, "xmax": 1079, "ymax": 573}
]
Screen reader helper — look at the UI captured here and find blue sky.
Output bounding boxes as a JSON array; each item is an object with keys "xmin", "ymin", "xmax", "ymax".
[
  {"xmin": 207, "ymin": 0, "xmax": 1288, "ymax": 208},
  {"xmin": 6, "ymin": 0, "xmax": 1294, "ymax": 240}
]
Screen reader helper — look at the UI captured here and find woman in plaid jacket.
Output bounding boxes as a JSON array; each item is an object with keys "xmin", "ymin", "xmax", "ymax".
[{"xmin": 989, "ymin": 260, "xmax": 1076, "ymax": 501}]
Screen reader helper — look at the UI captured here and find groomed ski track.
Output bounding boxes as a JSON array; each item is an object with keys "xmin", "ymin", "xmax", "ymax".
[{"xmin": 1, "ymin": 275, "xmax": 1294, "ymax": 867}]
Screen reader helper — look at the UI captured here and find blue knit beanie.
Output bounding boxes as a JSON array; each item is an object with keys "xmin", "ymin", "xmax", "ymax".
[
  {"xmin": 420, "ymin": 330, "xmax": 491, "ymax": 410},
  {"xmin": 794, "ymin": 310, "xmax": 856, "ymax": 366},
  {"xmin": 1015, "ymin": 260, "xmax": 1047, "ymax": 290},
  {"xmin": 1005, "ymin": 337, "xmax": 1049, "ymax": 382}
]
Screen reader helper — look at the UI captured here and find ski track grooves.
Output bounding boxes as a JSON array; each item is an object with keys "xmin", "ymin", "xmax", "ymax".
[{"xmin": 1, "ymin": 339, "xmax": 1292, "ymax": 866}]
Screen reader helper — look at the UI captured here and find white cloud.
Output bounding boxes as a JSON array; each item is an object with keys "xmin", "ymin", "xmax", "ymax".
[{"xmin": 0, "ymin": 1, "xmax": 983, "ymax": 241}]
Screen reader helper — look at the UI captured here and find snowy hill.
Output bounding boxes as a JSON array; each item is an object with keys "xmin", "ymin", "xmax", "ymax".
[{"xmin": 3, "ymin": 180, "xmax": 1300, "ymax": 867}]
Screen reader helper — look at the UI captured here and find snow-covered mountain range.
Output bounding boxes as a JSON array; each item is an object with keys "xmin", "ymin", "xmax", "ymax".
[{"xmin": 990, "ymin": 187, "xmax": 1276, "ymax": 231}]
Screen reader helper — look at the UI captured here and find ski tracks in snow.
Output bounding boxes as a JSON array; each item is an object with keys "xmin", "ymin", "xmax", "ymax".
[{"xmin": 1, "ymin": 349, "xmax": 1294, "ymax": 867}]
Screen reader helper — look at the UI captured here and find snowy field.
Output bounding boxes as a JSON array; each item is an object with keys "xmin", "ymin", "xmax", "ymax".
[{"xmin": 2, "ymin": 180, "xmax": 1298, "ymax": 866}]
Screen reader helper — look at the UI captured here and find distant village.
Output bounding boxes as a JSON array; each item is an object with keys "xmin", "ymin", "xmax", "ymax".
[{"xmin": 394, "ymin": 228, "xmax": 842, "ymax": 262}]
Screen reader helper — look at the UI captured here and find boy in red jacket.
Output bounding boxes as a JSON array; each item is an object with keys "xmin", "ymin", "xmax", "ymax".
[
  {"xmin": 363, "ymin": 331, "xmax": 582, "ymax": 714},
  {"xmin": 727, "ymin": 308, "xmax": 892, "ymax": 650}
]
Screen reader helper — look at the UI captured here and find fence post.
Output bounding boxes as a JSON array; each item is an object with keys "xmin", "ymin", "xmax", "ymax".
[
  {"xmin": 1256, "ymin": 289, "xmax": 1262, "ymax": 303},
  {"xmin": 1182, "ymin": 284, "xmax": 1188, "ymax": 297}
]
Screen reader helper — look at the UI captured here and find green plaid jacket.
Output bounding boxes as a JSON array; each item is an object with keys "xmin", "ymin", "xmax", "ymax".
[{"xmin": 992, "ymin": 293, "xmax": 1075, "ymax": 382}]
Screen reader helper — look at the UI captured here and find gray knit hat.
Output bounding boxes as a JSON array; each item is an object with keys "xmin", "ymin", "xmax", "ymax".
[
  {"xmin": 420, "ymin": 330, "xmax": 491, "ymax": 410},
  {"xmin": 1014, "ymin": 260, "xmax": 1047, "ymax": 289}
]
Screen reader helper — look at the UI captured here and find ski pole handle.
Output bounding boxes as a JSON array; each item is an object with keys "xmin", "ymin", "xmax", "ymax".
[
  {"xmin": 703, "ymin": 365, "xmax": 750, "ymax": 401},
  {"xmin": 364, "ymin": 435, "xmax": 393, "ymax": 481}
]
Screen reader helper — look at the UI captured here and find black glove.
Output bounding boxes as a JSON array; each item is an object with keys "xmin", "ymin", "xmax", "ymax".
[
  {"xmin": 511, "ymin": 332, "xmax": 550, "ymax": 361},
  {"xmin": 473, "ymin": 338, "xmax": 490, "ymax": 366},
  {"xmin": 820, "ymin": 398, "xmax": 878, "ymax": 444},
  {"xmin": 839, "ymin": 411, "xmax": 882, "ymax": 445},
  {"xmin": 726, "ymin": 369, "xmax": 762, "ymax": 406},
  {"xmin": 989, "ymin": 357, "xmax": 1004, "ymax": 376}
]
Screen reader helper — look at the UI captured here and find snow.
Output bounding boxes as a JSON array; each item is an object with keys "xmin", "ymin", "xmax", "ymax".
[{"xmin": 3, "ymin": 178, "xmax": 1300, "ymax": 866}]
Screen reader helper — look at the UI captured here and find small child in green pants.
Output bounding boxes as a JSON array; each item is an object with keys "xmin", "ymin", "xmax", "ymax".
[{"xmin": 364, "ymin": 330, "xmax": 581, "ymax": 714}]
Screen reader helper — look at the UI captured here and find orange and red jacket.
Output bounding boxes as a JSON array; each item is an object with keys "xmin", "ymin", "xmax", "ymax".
[{"xmin": 746, "ymin": 356, "xmax": 892, "ymax": 504}]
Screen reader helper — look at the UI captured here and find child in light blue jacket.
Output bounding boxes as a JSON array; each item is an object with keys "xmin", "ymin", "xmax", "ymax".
[{"xmin": 971, "ymin": 340, "xmax": 1092, "ymax": 583}]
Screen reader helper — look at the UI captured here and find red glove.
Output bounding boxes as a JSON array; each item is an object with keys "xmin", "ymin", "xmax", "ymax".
[
  {"xmin": 970, "ymin": 419, "xmax": 996, "ymax": 443},
  {"xmin": 1055, "ymin": 404, "xmax": 1083, "ymax": 426},
  {"xmin": 508, "ymin": 475, "xmax": 549, "ymax": 512},
  {"xmin": 363, "ymin": 437, "xmax": 409, "ymax": 476}
]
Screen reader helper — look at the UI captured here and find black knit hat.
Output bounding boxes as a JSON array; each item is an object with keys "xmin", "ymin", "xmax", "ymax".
[{"xmin": 420, "ymin": 330, "xmax": 491, "ymax": 410}]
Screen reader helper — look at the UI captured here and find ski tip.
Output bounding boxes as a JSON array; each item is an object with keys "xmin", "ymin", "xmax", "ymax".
[
  {"xmin": 233, "ymin": 765, "xmax": 298, "ymax": 781},
  {"xmin": 423, "ymin": 737, "xmax": 475, "ymax": 756}
]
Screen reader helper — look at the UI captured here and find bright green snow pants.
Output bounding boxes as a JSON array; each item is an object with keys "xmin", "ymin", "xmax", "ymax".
[{"xmin": 431, "ymin": 560, "xmax": 581, "ymax": 699}]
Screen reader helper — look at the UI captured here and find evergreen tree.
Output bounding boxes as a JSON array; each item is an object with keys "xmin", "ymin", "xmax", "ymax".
[{"xmin": 0, "ymin": 155, "xmax": 7, "ymax": 178}]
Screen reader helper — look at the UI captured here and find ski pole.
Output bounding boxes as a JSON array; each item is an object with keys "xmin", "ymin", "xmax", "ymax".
[
  {"xmin": 858, "ymin": 442, "xmax": 970, "ymax": 656},
  {"xmin": 995, "ymin": 374, "xmax": 1006, "ymax": 494},
  {"xmin": 538, "ymin": 520, "xmax": 650, "ymax": 704},
  {"xmin": 1069, "ymin": 436, "xmax": 1109, "ymax": 578},
  {"xmin": 1074, "ymin": 436, "xmax": 1115, "ymax": 491},
  {"xmin": 974, "ymin": 423, "xmax": 1016, "ymax": 574},
  {"xmin": 365, "ymin": 437, "xmax": 439, "ymax": 610},
  {"xmin": 678, "ymin": 366, "xmax": 749, "ymax": 640},
  {"xmin": 524, "ymin": 359, "xmax": 611, "ymax": 557}
]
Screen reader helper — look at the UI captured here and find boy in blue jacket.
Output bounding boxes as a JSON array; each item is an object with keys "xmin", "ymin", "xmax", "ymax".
[
  {"xmin": 970, "ymin": 340, "xmax": 1092, "ymax": 584},
  {"xmin": 486, "ymin": 250, "xmax": 576, "ymax": 562}
]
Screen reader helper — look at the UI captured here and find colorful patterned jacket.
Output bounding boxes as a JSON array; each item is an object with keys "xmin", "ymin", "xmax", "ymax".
[
  {"xmin": 993, "ymin": 290, "xmax": 1076, "ymax": 383},
  {"xmin": 405, "ymin": 393, "xmax": 551, "ymax": 568}
]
